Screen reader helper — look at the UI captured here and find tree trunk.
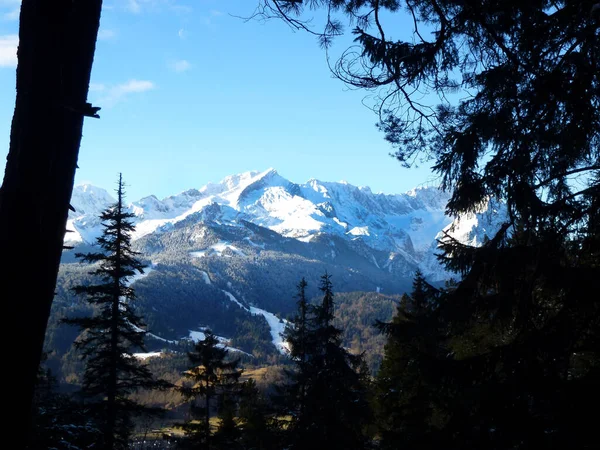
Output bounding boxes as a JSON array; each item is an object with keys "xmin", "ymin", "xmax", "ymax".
[{"xmin": 0, "ymin": 0, "xmax": 103, "ymax": 443}]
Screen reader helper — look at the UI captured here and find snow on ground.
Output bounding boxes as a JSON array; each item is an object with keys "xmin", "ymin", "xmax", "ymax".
[
  {"xmin": 147, "ymin": 332, "xmax": 178, "ymax": 343},
  {"xmin": 243, "ymin": 237, "xmax": 265, "ymax": 249},
  {"xmin": 259, "ymin": 187, "xmax": 325, "ymax": 234},
  {"xmin": 64, "ymin": 219, "xmax": 84, "ymax": 244},
  {"xmin": 212, "ymin": 241, "xmax": 246, "ymax": 257},
  {"xmin": 297, "ymin": 234, "xmax": 316, "ymax": 243},
  {"xmin": 187, "ymin": 330, "xmax": 252, "ymax": 357},
  {"xmin": 126, "ymin": 264, "xmax": 155, "ymax": 285},
  {"xmin": 188, "ymin": 330, "xmax": 229, "ymax": 344},
  {"xmin": 190, "ymin": 241, "xmax": 246, "ymax": 259},
  {"xmin": 130, "ymin": 197, "xmax": 214, "ymax": 240},
  {"xmin": 249, "ymin": 306, "xmax": 289, "ymax": 354},
  {"xmin": 222, "ymin": 290, "xmax": 247, "ymax": 309},
  {"xmin": 220, "ymin": 288, "xmax": 288, "ymax": 355},
  {"xmin": 199, "ymin": 270, "xmax": 211, "ymax": 285},
  {"xmin": 347, "ymin": 226, "xmax": 370, "ymax": 236},
  {"xmin": 133, "ymin": 352, "xmax": 162, "ymax": 360},
  {"xmin": 129, "ymin": 322, "xmax": 179, "ymax": 344}
]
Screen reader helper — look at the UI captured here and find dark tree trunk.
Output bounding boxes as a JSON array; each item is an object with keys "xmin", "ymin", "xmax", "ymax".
[{"xmin": 0, "ymin": 0, "xmax": 103, "ymax": 443}]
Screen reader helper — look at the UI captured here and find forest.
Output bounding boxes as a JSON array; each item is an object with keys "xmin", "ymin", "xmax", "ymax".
[{"xmin": 1, "ymin": 1, "xmax": 598, "ymax": 449}]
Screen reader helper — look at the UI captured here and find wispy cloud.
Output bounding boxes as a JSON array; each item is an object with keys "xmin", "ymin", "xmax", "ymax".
[
  {"xmin": 178, "ymin": 28, "xmax": 186, "ymax": 39},
  {"xmin": 169, "ymin": 59, "xmax": 191, "ymax": 73},
  {"xmin": 98, "ymin": 29, "xmax": 117, "ymax": 41},
  {"xmin": 94, "ymin": 79, "xmax": 156, "ymax": 107},
  {"xmin": 0, "ymin": 34, "xmax": 18, "ymax": 68}
]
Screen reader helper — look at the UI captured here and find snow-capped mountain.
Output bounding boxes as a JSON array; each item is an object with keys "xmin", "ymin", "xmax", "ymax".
[
  {"xmin": 66, "ymin": 168, "xmax": 507, "ymax": 282},
  {"xmin": 53, "ymin": 169, "xmax": 509, "ymax": 366}
]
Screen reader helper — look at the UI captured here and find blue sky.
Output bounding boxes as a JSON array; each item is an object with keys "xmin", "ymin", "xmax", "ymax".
[{"xmin": 0, "ymin": 0, "xmax": 439, "ymax": 201}]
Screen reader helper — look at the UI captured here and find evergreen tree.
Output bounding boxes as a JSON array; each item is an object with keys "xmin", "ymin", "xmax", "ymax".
[
  {"xmin": 374, "ymin": 272, "xmax": 444, "ymax": 449},
  {"xmin": 28, "ymin": 360, "xmax": 99, "ymax": 450},
  {"xmin": 237, "ymin": 378, "xmax": 280, "ymax": 450},
  {"xmin": 284, "ymin": 273, "xmax": 371, "ymax": 450},
  {"xmin": 213, "ymin": 391, "xmax": 242, "ymax": 450},
  {"xmin": 64, "ymin": 174, "xmax": 164, "ymax": 450},
  {"xmin": 178, "ymin": 330, "xmax": 242, "ymax": 450},
  {"xmin": 261, "ymin": 3, "xmax": 600, "ymax": 448},
  {"xmin": 280, "ymin": 278, "xmax": 311, "ymax": 420},
  {"xmin": 403, "ymin": 269, "xmax": 434, "ymax": 316}
]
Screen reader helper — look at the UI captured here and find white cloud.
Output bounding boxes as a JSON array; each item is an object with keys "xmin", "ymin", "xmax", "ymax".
[
  {"xmin": 210, "ymin": 9, "xmax": 223, "ymax": 17},
  {"xmin": 169, "ymin": 59, "xmax": 191, "ymax": 73},
  {"xmin": 89, "ymin": 83, "xmax": 106, "ymax": 92},
  {"xmin": 0, "ymin": 34, "xmax": 18, "ymax": 68},
  {"xmin": 178, "ymin": 28, "xmax": 186, "ymax": 39},
  {"xmin": 98, "ymin": 28, "xmax": 117, "ymax": 41},
  {"xmin": 95, "ymin": 79, "xmax": 156, "ymax": 107}
]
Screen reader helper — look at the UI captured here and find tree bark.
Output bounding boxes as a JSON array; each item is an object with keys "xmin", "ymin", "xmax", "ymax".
[{"xmin": 0, "ymin": 0, "xmax": 103, "ymax": 443}]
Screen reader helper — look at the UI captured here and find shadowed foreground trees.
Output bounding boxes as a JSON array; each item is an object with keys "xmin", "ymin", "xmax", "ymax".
[
  {"xmin": 374, "ymin": 272, "xmax": 444, "ymax": 449},
  {"xmin": 64, "ymin": 174, "xmax": 165, "ymax": 450},
  {"xmin": 259, "ymin": 2, "xmax": 600, "ymax": 448},
  {"xmin": 283, "ymin": 274, "xmax": 371, "ymax": 450}
]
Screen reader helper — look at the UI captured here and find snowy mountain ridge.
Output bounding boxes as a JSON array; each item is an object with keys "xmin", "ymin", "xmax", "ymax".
[{"xmin": 67, "ymin": 168, "xmax": 507, "ymax": 281}]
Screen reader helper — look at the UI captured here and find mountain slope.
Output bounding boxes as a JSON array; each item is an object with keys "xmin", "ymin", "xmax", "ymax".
[{"xmin": 53, "ymin": 169, "xmax": 508, "ymax": 370}]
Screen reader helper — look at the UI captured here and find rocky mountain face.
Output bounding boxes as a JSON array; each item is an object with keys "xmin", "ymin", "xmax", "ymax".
[{"xmin": 54, "ymin": 169, "xmax": 507, "ymax": 364}]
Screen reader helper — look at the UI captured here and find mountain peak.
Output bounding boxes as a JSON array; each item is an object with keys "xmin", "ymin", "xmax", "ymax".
[{"xmin": 70, "ymin": 184, "xmax": 115, "ymax": 218}]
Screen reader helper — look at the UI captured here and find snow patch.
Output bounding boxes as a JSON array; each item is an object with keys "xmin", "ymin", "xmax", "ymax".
[
  {"xmin": 249, "ymin": 306, "xmax": 288, "ymax": 354},
  {"xmin": 190, "ymin": 241, "xmax": 246, "ymax": 259},
  {"xmin": 133, "ymin": 352, "xmax": 162, "ymax": 360},
  {"xmin": 127, "ymin": 265, "xmax": 155, "ymax": 286},
  {"xmin": 199, "ymin": 271, "xmax": 211, "ymax": 285},
  {"xmin": 243, "ymin": 236, "xmax": 265, "ymax": 249},
  {"xmin": 188, "ymin": 330, "xmax": 229, "ymax": 344},
  {"xmin": 347, "ymin": 226, "xmax": 370, "ymax": 236},
  {"xmin": 220, "ymin": 288, "xmax": 288, "ymax": 355},
  {"xmin": 222, "ymin": 290, "xmax": 247, "ymax": 309},
  {"xmin": 188, "ymin": 329, "xmax": 253, "ymax": 357}
]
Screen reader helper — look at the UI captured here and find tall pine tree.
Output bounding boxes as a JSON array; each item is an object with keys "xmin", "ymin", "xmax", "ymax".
[
  {"xmin": 64, "ymin": 174, "xmax": 164, "ymax": 450},
  {"xmin": 283, "ymin": 273, "xmax": 370, "ymax": 450},
  {"xmin": 280, "ymin": 277, "xmax": 310, "ymax": 422},
  {"xmin": 374, "ymin": 271, "xmax": 445, "ymax": 449}
]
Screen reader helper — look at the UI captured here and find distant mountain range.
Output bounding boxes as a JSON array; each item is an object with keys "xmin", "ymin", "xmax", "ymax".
[
  {"xmin": 51, "ymin": 169, "xmax": 507, "ymax": 367},
  {"xmin": 67, "ymin": 168, "xmax": 506, "ymax": 281}
]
